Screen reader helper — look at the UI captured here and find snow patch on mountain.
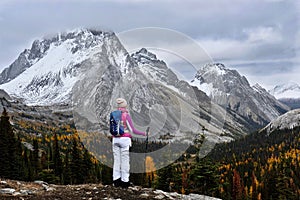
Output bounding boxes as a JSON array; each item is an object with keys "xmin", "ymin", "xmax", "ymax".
[
  {"xmin": 191, "ymin": 63, "xmax": 289, "ymax": 127},
  {"xmin": 190, "ymin": 79, "xmax": 226, "ymax": 98},
  {"xmin": 261, "ymin": 108, "xmax": 300, "ymax": 133},
  {"xmin": 190, "ymin": 63, "xmax": 231, "ymax": 103},
  {"xmin": 200, "ymin": 63, "xmax": 227, "ymax": 76},
  {"xmin": 0, "ymin": 29, "xmax": 126, "ymax": 105},
  {"xmin": 269, "ymin": 82, "xmax": 300, "ymax": 99},
  {"xmin": 131, "ymin": 48, "xmax": 160, "ymax": 63}
]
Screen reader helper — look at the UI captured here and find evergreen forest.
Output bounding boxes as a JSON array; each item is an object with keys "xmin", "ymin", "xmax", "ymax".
[{"xmin": 0, "ymin": 108, "xmax": 299, "ymax": 200}]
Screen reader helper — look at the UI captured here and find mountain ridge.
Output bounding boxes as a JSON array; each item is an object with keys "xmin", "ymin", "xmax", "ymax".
[
  {"xmin": 269, "ymin": 82, "xmax": 300, "ymax": 109},
  {"xmin": 0, "ymin": 28, "xmax": 289, "ymax": 144},
  {"xmin": 191, "ymin": 63, "xmax": 289, "ymax": 129},
  {"xmin": 260, "ymin": 108, "xmax": 300, "ymax": 133},
  {"xmin": 0, "ymin": 29, "xmax": 127, "ymax": 105},
  {"xmin": 269, "ymin": 82, "xmax": 300, "ymax": 99}
]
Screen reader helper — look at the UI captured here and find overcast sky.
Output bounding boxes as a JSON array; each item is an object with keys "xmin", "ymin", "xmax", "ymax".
[{"xmin": 0, "ymin": 0, "xmax": 299, "ymax": 89}]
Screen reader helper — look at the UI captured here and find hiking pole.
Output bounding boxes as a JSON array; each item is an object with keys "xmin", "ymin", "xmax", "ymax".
[
  {"xmin": 144, "ymin": 127, "xmax": 150, "ymax": 186},
  {"xmin": 145, "ymin": 127, "xmax": 150, "ymax": 152}
]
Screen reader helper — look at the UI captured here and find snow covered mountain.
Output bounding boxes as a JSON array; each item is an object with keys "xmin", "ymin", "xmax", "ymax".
[
  {"xmin": 0, "ymin": 29, "xmax": 131, "ymax": 105},
  {"xmin": 268, "ymin": 82, "xmax": 300, "ymax": 109},
  {"xmin": 269, "ymin": 82, "xmax": 300, "ymax": 99},
  {"xmin": 0, "ymin": 29, "xmax": 240, "ymax": 146},
  {"xmin": 260, "ymin": 108, "xmax": 300, "ymax": 133},
  {"xmin": 191, "ymin": 63, "xmax": 290, "ymax": 130},
  {"xmin": 0, "ymin": 28, "xmax": 289, "ymax": 146}
]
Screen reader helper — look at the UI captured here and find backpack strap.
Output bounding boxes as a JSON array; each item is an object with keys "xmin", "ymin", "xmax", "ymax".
[{"xmin": 121, "ymin": 111, "xmax": 130, "ymax": 133}]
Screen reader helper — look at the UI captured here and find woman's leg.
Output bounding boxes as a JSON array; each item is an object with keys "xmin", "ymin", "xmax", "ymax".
[
  {"xmin": 120, "ymin": 144, "xmax": 130, "ymax": 182},
  {"xmin": 112, "ymin": 138, "xmax": 121, "ymax": 182},
  {"xmin": 119, "ymin": 137, "xmax": 132, "ymax": 184}
]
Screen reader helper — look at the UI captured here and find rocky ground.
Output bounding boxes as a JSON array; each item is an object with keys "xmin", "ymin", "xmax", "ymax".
[{"xmin": 0, "ymin": 179, "xmax": 221, "ymax": 200}]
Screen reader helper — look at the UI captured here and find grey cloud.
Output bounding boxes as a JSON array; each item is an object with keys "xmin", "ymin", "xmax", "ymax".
[
  {"xmin": 231, "ymin": 61, "xmax": 300, "ymax": 89},
  {"xmin": 0, "ymin": 0, "xmax": 298, "ymax": 88}
]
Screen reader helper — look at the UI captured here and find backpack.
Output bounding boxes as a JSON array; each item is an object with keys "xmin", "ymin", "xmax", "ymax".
[{"xmin": 109, "ymin": 110, "xmax": 125, "ymax": 136}]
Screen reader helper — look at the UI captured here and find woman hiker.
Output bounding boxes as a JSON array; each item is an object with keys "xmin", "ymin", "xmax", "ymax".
[{"xmin": 112, "ymin": 98, "xmax": 147, "ymax": 188}]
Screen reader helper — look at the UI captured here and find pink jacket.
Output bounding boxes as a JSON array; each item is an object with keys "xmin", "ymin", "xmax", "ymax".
[{"xmin": 117, "ymin": 107, "xmax": 146, "ymax": 138}]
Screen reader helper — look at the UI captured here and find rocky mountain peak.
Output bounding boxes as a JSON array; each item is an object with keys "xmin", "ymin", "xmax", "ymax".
[
  {"xmin": 129, "ymin": 48, "xmax": 179, "ymax": 89},
  {"xmin": 191, "ymin": 63, "xmax": 289, "ymax": 129},
  {"xmin": 27, "ymin": 28, "xmax": 114, "ymax": 62},
  {"xmin": 194, "ymin": 63, "xmax": 250, "ymax": 89},
  {"xmin": 201, "ymin": 63, "xmax": 227, "ymax": 75},
  {"xmin": 131, "ymin": 48, "xmax": 165, "ymax": 65},
  {"xmin": 0, "ymin": 28, "xmax": 129, "ymax": 106},
  {"xmin": 0, "ymin": 28, "xmax": 118, "ymax": 86},
  {"xmin": 137, "ymin": 48, "xmax": 157, "ymax": 59}
]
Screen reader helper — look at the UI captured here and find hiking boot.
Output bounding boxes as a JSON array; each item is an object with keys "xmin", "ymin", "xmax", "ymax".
[
  {"xmin": 121, "ymin": 181, "xmax": 132, "ymax": 188},
  {"xmin": 113, "ymin": 178, "xmax": 122, "ymax": 187}
]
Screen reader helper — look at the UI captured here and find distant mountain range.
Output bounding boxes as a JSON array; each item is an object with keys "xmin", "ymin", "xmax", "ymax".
[
  {"xmin": 269, "ymin": 82, "xmax": 300, "ymax": 109},
  {"xmin": 269, "ymin": 82, "xmax": 300, "ymax": 99},
  {"xmin": 191, "ymin": 63, "xmax": 289, "ymax": 128},
  {"xmin": 260, "ymin": 108, "xmax": 300, "ymax": 133},
  {"xmin": 0, "ymin": 28, "xmax": 290, "ymax": 145}
]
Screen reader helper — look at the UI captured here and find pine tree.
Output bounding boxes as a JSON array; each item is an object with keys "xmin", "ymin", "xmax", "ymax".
[
  {"xmin": 47, "ymin": 140, "xmax": 53, "ymax": 170},
  {"xmin": 94, "ymin": 162, "xmax": 102, "ymax": 183},
  {"xmin": 188, "ymin": 158, "xmax": 220, "ymax": 196},
  {"xmin": 70, "ymin": 135, "xmax": 83, "ymax": 184},
  {"xmin": 275, "ymin": 162, "xmax": 298, "ymax": 200},
  {"xmin": 82, "ymin": 149, "xmax": 94, "ymax": 183},
  {"xmin": 0, "ymin": 108, "xmax": 19, "ymax": 179},
  {"xmin": 32, "ymin": 138, "xmax": 40, "ymax": 178},
  {"xmin": 155, "ymin": 164, "xmax": 181, "ymax": 192},
  {"xmin": 101, "ymin": 164, "xmax": 112, "ymax": 185},
  {"xmin": 24, "ymin": 149, "xmax": 34, "ymax": 181},
  {"xmin": 63, "ymin": 148, "xmax": 71, "ymax": 184},
  {"xmin": 0, "ymin": 108, "xmax": 10, "ymax": 178},
  {"xmin": 262, "ymin": 168, "xmax": 277, "ymax": 200},
  {"xmin": 16, "ymin": 135, "xmax": 26, "ymax": 180},
  {"xmin": 155, "ymin": 164, "xmax": 174, "ymax": 192},
  {"xmin": 53, "ymin": 132, "xmax": 63, "ymax": 181}
]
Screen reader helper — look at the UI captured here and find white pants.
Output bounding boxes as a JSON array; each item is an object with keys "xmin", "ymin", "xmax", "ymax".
[{"xmin": 112, "ymin": 137, "xmax": 132, "ymax": 182}]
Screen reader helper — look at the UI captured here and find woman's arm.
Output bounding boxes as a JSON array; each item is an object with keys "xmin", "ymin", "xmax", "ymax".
[{"xmin": 126, "ymin": 114, "xmax": 146, "ymax": 136}]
